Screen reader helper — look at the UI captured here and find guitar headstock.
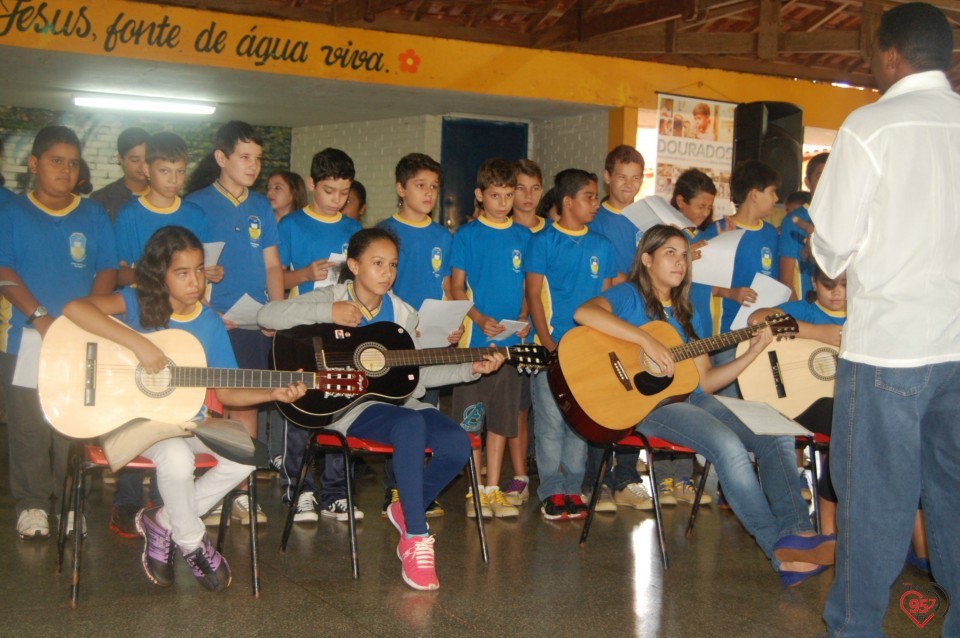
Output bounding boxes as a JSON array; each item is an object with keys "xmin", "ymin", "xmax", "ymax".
[
  {"xmin": 764, "ymin": 313, "xmax": 799, "ymax": 340},
  {"xmin": 317, "ymin": 370, "xmax": 367, "ymax": 397},
  {"xmin": 507, "ymin": 344, "xmax": 549, "ymax": 373}
]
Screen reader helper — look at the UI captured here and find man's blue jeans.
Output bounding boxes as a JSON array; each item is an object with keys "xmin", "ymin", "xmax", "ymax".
[
  {"xmin": 532, "ymin": 372, "xmax": 586, "ymax": 501},
  {"xmin": 824, "ymin": 359, "xmax": 960, "ymax": 637},
  {"xmin": 639, "ymin": 392, "xmax": 811, "ymax": 568}
]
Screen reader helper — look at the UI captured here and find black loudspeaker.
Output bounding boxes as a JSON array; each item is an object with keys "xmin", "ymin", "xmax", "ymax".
[{"xmin": 733, "ymin": 102, "xmax": 803, "ymax": 201}]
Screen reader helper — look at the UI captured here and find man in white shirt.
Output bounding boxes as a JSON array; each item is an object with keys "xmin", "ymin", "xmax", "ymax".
[{"xmin": 810, "ymin": 3, "xmax": 960, "ymax": 635}]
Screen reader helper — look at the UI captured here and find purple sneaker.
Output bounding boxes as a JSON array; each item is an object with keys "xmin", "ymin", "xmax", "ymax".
[
  {"xmin": 181, "ymin": 535, "xmax": 232, "ymax": 592},
  {"xmin": 134, "ymin": 507, "xmax": 175, "ymax": 587}
]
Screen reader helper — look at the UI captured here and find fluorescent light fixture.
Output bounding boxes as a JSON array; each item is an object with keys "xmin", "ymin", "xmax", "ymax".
[{"xmin": 73, "ymin": 93, "xmax": 217, "ymax": 115}]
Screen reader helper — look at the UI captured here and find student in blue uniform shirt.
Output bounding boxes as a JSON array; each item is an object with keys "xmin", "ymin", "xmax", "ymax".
[
  {"xmin": 63, "ymin": 226, "xmax": 305, "ymax": 592},
  {"xmin": 115, "ymin": 132, "xmax": 217, "ymax": 288},
  {"xmin": 450, "ymin": 158, "xmax": 531, "ymax": 519},
  {"xmin": 525, "ymin": 168, "xmax": 616, "ymax": 521},
  {"xmin": 186, "ymin": 121, "xmax": 283, "ymax": 526},
  {"xmin": 588, "ymin": 145, "xmax": 646, "ymax": 281},
  {"xmin": 778, "ymin": 153, "xmax": 828, "ymax": 301},
  {"xmin": 279, "ymin": 148, "xmax": 362, "ymax": 297},
  {"xmin": 0, "ymin": 125, "xmax": 118, "ymax": 540},
  {"xmin": 702, "ymin": 160, "xmax": 781, "ymax": 396}
]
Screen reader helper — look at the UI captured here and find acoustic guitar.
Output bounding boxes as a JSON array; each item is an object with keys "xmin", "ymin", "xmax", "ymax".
[
  {"xmin": 273, "ymin": 322, "xmax": 548, "ymax": 428},
  {"xmin": 37, "ymin": 316, "xmax": 362, "ymax": 439},
  {"xmin": 734, "ymin": 338, "xmax": 838, "ymax": 418},
  {"xmin": 548, "ymin": 314, "xmax": 798, "ymax": 443}
]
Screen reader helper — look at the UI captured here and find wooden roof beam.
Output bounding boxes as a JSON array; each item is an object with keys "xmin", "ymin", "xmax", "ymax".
[
  {"xmin": 580, "ymin": 1, "xmax": 689, "ymax": 40},
  {"xmin": 758, "ymin": 0, "xmax": 780, "ymax": 60}
]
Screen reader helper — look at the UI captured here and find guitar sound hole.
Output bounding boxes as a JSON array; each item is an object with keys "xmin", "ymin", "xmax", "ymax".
[
  {"xmin": 633, "ymin": 372, "xmax": 672, "ymax": 396},
  {"xmin": 356, "ymin": 343, "xmax": 388, "ymax": 377},
  {"xmin": 135, "ymin": 360, "xmax": 176, "ymax": 399},
  {"xmin": 808, "ymin": 348, "xmax": 838, "ymax": 381}
]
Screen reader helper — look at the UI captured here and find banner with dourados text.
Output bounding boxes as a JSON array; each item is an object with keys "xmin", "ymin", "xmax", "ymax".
[{"xmin": 655, "ymin": 93, "xmax": 736, "ymax": 219}]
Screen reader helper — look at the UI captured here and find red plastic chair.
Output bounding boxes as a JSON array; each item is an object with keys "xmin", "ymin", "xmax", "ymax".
[
  {"xmin": 56, "ymin": 442, "xmax": 261, "ymax": 606},
  {"xmin": 279, "ymin": 429, "xmax": 487, "ymax": 579},
  {"xmin": 580, "ymin": 433, "xmax": 712, "ymax": 570}
]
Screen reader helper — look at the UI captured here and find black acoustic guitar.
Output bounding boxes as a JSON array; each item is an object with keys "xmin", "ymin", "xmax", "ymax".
[{"xmin": 273, "ymin": 322, "xmax": 547, "ymax": 428}]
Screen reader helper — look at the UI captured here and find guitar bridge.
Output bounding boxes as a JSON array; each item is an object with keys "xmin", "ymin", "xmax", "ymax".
[
  {"xmin": 768, "ymin": 350, "xmax": 786, "ymax": 398},
  {"xmin": 608, "ymin": 352, "xmax": 632, "ymax": 391},
  {"xmin": 84, "ymin": 342, "xmax": 97, "ymax": 406}
]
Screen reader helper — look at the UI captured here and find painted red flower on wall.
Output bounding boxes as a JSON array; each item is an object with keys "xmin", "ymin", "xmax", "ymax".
[{"xmin": 398, "ymin": 49, "xmax": 421, "ymax": 73}]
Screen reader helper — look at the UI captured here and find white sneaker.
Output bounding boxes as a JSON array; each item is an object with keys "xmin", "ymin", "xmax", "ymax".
[
  {"xmin": 487, "ymin": 488, "xmax": 519, "ymax": 518},
  {"xmin": 293, "ymin": 491, "xmax": 319, "ymax": 523},
  {"xmin": 614, "ymin": 482, "xmax": 654, "ymax": 510},
  {"xmin": 65, "ymin": 511, "xmax": 88, "ymax": 539},
  {"xmin": 465, "ymin": 488, "xmax": 492, "ymax": 519},
  {"xmin": 202, "ymin": 503, "xmax": 226, "ymax": 527},
  {"xmin": 593, "ymin": 485, "xmax": 618, "ymax": 513},
  {"xmin": 17, "ymin": 509, "xmax": 50, "ymax": 540},
  {"xmin": 231, "ymin": 495, "xmax": 267, "ymax": 526},
  {"xmin": 320, "ymin": 498, "xmax": 364, "ymax": 522}
]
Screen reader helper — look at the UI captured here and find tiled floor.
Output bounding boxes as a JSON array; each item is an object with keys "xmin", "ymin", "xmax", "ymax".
[{"xmin": 0, "ymin": 427, "xmax": 943, "ymax": 637}]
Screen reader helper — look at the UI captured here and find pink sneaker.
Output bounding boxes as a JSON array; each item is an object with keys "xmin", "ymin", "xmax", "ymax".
[
  {"xmin": 397, "ymin": 535, "xmax": 439, "ymax": 591},
  {"xmin": 386, "ymin": 500, "xmax": 406, "ymax": 540}
]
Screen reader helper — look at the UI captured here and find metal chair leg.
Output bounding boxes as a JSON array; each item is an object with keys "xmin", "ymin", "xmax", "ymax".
[
  {"xmin": 640, "ymin": 435, "xmax": 669, "ymax": 570},
  {"xmin": 69, "ymin": 448, "xmax": 85, "ymax": 607},
  {"xmin": 340, "ymin": 440, "xmax": 359, "ymax": 580},
  {"xmin": 686, "ymin": 461, "xmax": 711, "ymax": 537},
  {"xmin": 247, "ymin": 475, "xmax": 261, "ymax": 597},
  {"xmin": 579, "ymin": 444, "xmax": 614, "ymax": 548},
  {"xmin": 467, "ymin": 452, "xmax": 489, "ymax": 563},
  {"xmin": 807, "ymin": 438, "xmax": 821, "ymax": 533},
  {"xmin": 56, "ymin": 443, "xmax": 80, "ymax": 574},
  {"xmin": 279, "ymin": 436, "xmax": 316, "ymax": 553}
]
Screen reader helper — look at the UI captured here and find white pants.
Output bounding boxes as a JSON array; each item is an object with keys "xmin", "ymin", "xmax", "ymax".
[{"xmin": 141, "ymin": 435, "xmax": 253, "ymax": 551}]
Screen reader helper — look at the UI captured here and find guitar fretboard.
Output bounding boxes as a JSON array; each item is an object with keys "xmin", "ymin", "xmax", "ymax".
[
  {"xmin": 170, "ymin": 368, "xmax": 316, "ymax": 389},
  {"xmin": 669, "ymin": 323, "xmax": 768, "ymax": 362},
  {"xmin": 383, "ymin": 346, "xmax": 517, "ymax": 367}
]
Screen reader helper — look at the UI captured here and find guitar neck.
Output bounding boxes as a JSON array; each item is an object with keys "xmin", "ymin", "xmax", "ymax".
[
  {"xmin": 383, "ymin": 346, "xmax": 513, "ymax": 367},
  {"xmin": 171, "ymin": 368, "xmax": 316, "ymax": 389},
  {"xmin": 668, "ymin": 323, "xmax": 766, "ymax": 362}
]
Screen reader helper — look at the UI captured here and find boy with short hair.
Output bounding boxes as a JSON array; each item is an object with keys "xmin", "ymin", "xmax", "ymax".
[
  {"xmin": 779, "ymin": 153, "xmax": 828, "ymax": 300},
  {"xmin": 703, "ymin": 160, "xmax": 781, "ymax": 395},
  {"xmin": 589, "ymin": 145, "xmax": 646, "ymax": 281},
  {"xmin": 91, "ymin": 127, "xmax": 150, "ymax": 222},
  {"xmin": 279, "ymin": 148, "xmax": 362, "ymax": 297},
  {"xmin": 186, "ymin": 121, "xmax": 283, "ymax": 525},
  {"xmin": 377, "ymin": 153, "xmax": 455, "ymax": 516},
  {"xmin": 115, "ymin": 132, "xmax": 217, "ymax": 288},
  {"xmin": 450, "ymin": 158, "xmax": 531, "ymax": 518},
  {"xmin": 276, "ymin": 147, "xmax": 362, "ymax": 523},
  {"xmin": 525, "ymin": 169, "xmax": 616, "ymax": 520},
  {"xmin": 341, "ymin": 180, "xmax": 367, "ymax": 222},
  {"xmin": 0, "ymin": 125, "xmax": 118, "ymax": 539},
  {"xmin": 512, "ymin": 159, "xmax": 546, "ymax": 233}
]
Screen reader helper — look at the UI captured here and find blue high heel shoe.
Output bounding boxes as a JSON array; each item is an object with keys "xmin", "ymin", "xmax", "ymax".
[
  {"xmin": 779, "ymin": 564, "xmax": 828, "ymax": 588},
  {"xmin": 773, "ymin": 533, "xmax": 837, "ymax": 565}
]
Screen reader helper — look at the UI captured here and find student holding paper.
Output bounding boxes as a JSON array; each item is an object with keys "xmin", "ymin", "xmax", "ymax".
[
  {"xmin": 450, "ymin": 159, "xmax": 532, "ymax": 519},
  {"xmin": 574, "ymin": 225, "xmax": 835, "ymax": 587}
]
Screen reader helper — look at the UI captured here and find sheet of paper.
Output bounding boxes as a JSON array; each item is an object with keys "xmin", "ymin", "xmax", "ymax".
[
  {"xmin": 314, "ymin": 252, "xmax": 347, "ymax": 289},
  {"xmin": 692, "ymin": 229, "xmax": 744, "ymax": 288},
  {"xmin": 12, "ymin": 328, "xmax": 41, "ymax": 389},
  {"xmin": 223, "ymin": 293, "xmax": 263, "ymax": 329},
  {"xmin": 491, "ymin": 319, "xmax": 530, "ymax": 342},
  {"xmin": 416, "ymin": 299, "xmax": 473, "ymax": 348},
  {"xmin": 203, "ymin": 242, "xmax": 225, "ymax": 268},
  {"xmin": 621, "ymin": 196, "xmax": 695, "ymax": 233},
  {"xmin": 730, "ymin": 273, "xmax": 792, "ymax": 330},
  {"xmin": 715, "ymin": 396, "xmax": 812, "ymax": 437}
]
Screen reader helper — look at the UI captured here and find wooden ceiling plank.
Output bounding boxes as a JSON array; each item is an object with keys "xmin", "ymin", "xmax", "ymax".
[
  {"xmin": 782, "ymin": 30, "xmax": 860, "ymax": 52},
  {"xmin": 580, "ymin": 1, "xmax": 688, "ymax": 40},
  {"xmin": 758, "ymin": 0, "xmax": 781, "ymax": 60},
  {"xmin": 860, "ymin": 0, "xmax": 881, "ymax": 60},
  {"xmin": 806, "ymin": 3, "xmax": 849, "ymax": 31},
  {"xmin": 529, "ymin": 0, "xmax": 578, "ymax": 33}
]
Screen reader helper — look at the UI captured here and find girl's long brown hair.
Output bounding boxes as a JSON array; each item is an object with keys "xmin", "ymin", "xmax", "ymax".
[
  {"xmin": 626, "ymin": 224, "xmax": 699, "ymax": 340},
  {"xmin": 135, "ymin": 226, "xmax": 204, "ymax": 329}
]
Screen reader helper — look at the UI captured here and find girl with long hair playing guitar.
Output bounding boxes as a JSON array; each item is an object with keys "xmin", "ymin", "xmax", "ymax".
[{"xmin": 572, "ymin": 224, "xmax": 836, "ymax": 587}]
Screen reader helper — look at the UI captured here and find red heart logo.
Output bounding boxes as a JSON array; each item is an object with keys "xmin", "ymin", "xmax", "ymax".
[{"xmin": 900, "ymin": 589, "xmax": 937, "ymax": 628}]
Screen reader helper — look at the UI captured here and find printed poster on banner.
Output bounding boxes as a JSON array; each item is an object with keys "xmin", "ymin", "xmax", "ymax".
[{"xmin": 655, "ymin": 93, "xmax": 736, "ymax": 218}]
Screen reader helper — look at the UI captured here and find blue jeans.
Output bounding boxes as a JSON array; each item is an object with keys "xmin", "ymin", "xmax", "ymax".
[
  {"xmin": 639, "ymin": 393, "xmax": 811, "ymax": 568},
  {"xmin": 584, "ymin": 443, "xmax": 641, "ymax": 492},
  {"xmin": 532, "ymin": 372, "xmax": 587, "ymax": 501},
  {"xmin": 824, "ymin": 360, "xmax": 960, "ymax": 637},
  {"xmin": 348, "ymin": 404, "xmax": 470, "ymax": 536}
]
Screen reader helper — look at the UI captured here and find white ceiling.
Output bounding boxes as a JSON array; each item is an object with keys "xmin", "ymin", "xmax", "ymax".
[{"xmin": 0, "ymin": 45, "xmax": 605, "ymax": 128}]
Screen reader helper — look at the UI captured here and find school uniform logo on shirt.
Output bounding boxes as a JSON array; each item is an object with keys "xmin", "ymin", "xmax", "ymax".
[
  {"xmin": 431, "ymin": 247, "xmax": 443, "ymax": 277},
  {"xmin": 761, "ymin": 246, "xmax": 773, "ymax": 274},
  {"xmin": 69, "ymin": 232, "xmax": 87, "ymax": 267},
  {"xmin": 589, "ymin": 256, "xmax": 600, "ymax": 278},
  {"xmin": 341, "ymin": 243, "xmax": 349, "ymax": 255},
  {"xmin": 248, "ymin": 216, "xmax": 262, "ymax": 247},
  {"xmin": 511, "ymin": 249, "xmax": 522, "ymax": 273},
  {"xmin": 635, "ymin": 229, "xmax": 644, "ymax": 246}
]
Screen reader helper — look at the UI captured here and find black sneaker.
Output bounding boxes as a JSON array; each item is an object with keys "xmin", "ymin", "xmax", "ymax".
[
  {"xmin": 181, "ymin": 535, "xmax": 232, "ymax": 592},
  {"xmin": 540, "ymin": 494, "xmax": 569, "ymax": 521},
  {"xmin": 109, "ymin": 504, "xmax": 141, "ymax": 539},
  {"xmin": 134, "ymin": 507, "xmax": 175, "ymax": 587}
]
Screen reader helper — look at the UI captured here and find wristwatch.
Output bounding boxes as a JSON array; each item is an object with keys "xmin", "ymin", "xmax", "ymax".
[{"xmin": 26, "ymin": 305, "xmax": 49, "ymax": 325}]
